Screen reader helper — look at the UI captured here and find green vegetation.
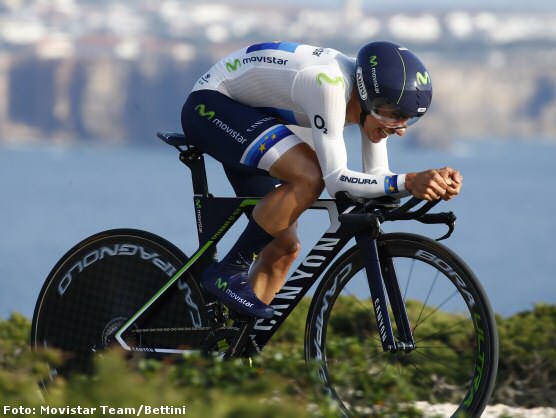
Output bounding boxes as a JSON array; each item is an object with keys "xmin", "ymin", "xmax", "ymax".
[
  {"xmin": 1, "ymin": 303, "xmax": 554, "ymax": 417},
  {"xmin": 493, "ymin": 304, "xmax": 556, "ymax": 407}
]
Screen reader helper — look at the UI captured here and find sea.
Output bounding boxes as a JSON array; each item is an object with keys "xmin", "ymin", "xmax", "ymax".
[{"xmin": 1, "ymin": 133, "xmax": 555, "ymax": 319}]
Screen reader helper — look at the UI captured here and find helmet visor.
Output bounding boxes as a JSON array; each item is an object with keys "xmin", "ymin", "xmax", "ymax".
[{"xmin": 370, "ymin": 100, "xmax": 426, "ymax": 127}]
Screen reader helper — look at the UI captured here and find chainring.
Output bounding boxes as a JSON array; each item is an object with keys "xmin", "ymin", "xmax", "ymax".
[{"xmin": 201, "ymin": 326, "xmax": 261, "ymax": 360}]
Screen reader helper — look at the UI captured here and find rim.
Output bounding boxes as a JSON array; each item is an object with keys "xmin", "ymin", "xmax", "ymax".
[{"xmin": 313, "ymin": 246, "xmax": 490, "ymax": 417}]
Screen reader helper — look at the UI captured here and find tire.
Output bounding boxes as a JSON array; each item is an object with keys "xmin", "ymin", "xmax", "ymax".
[
  {"xmin": 305, "ymin": 233, "xmax": 498, "ymax": 418},
  {"xmin": 31, "ymin": 229, "xmax": 208, "ymax": 385}
]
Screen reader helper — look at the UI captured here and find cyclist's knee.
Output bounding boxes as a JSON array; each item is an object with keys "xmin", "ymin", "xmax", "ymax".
[
  {"xmin": 276, "ymin": 230, "xmax": 301, "ymax": 257},
  {"xmin": 271, "ymin": 144, "xmax": 324, "ymax": 201},
  {"xmin": 291, "ymin": 167, "xmax": 325, "ymax": 201},
  {"xmin": 267, "ymin": 226, "xmax": 301, "ymax": 261},
  {"xmin": 305, "ymin": 175, "xmax": 325, "ymax": 200},
  {"xmin": 283, "ymin": 238, "xmax": 301, "ymax": 259}
]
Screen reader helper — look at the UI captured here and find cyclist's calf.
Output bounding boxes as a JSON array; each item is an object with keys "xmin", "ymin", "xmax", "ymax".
[{"xmin": 250, "ymin": 224, "xmax": 301, "ymax": 303}]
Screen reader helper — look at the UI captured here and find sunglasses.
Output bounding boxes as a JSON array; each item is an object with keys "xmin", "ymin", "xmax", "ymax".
[{"xmin": 370, "ymin": 108, "xmax": 422, "ymax": 128}]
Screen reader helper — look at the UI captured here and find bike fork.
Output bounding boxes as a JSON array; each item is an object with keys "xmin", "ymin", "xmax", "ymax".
[{"xmin": 355, "ymin": 233, "xmax": 415, "ymax": 353}]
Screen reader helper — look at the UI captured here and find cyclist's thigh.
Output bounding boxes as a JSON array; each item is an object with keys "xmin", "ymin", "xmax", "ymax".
[
  {"xmin": 224, "ymin": 166, "xmax": 280, "ymax": 198},
  {"xmin": 181, "ymin": 89, "xmax": 303, "ymax": 173},
  {"xmin": 224, "ymin": 165, "xmax": 300, "ymax": 252}
]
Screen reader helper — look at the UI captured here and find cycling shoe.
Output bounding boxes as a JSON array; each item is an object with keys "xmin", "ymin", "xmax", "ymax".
[{"xmin": 201, "ymin": 264, "xmax": 274, "ymax": 319}]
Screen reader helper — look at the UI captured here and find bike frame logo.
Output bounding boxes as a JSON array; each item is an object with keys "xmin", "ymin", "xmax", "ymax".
[
  {"xmin": 416, "ymin": 71, "xmax": 431, "ymax": 85},
  {"xmin": 195, "ymin": 104, "xmax": 215, "ymax": 120}
]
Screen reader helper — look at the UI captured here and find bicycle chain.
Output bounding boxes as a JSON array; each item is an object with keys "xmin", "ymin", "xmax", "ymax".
[{"xmin": 129, "ymin": 326, "xmax": 214, "ymax": 334}]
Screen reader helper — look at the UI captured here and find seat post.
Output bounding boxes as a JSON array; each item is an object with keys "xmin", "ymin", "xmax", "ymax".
[{"xmin": 179, "ymin": 147, "xmax": 210, "ymax": 197}]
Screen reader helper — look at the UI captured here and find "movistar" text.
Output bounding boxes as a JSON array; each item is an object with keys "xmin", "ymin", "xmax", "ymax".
[
  {"xmin": 371, "ymin": 67, "xmax": 380, "ymax": 94},
  {"xmin": 226, "ymin": 56, "xmax": 289, "ymax": 72},
  {"xmin": 212, "ymin": 118, "xmax": 247, "ymax": 144},
  {"xmin": 243, "ymin": 56, "xmax": 288, "ymax": 65},
  {"xmin": 226, "ymin": 288, "xmax": 254, "ymax": 308}
]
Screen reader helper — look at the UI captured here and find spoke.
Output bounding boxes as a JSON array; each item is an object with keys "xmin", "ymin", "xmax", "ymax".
[
  {"xmin": 363, "ymin": 352, "xmax": 391, "ymax": 378},
  {"xmin": 415, "ymin": 345, "xmax": 456, "ymax": 350},
  {"xmin": 408, "ymin": 361, "xmax": 436, "ymax": 386},
  {"xmin": 414, "ymin": 349, "xmax": 470, "ymax": 380},
  {"xmin": 378, "ymin": 354, "xmax": 391, "ymax": 377},
  {"xmin": 343, "ymin": 287, "xmax": 374, "ymax": 316},
  {"xmin": 413, "ymin": 289, "xmax": 460, "ymax": 332},
  {"xmin": 415, "ymin": 269, "xmax": 440, "ymax": 329},
  {"xmin": 395, "ymin": 357, "xmax": 402, "ymax": 376},
  {"xmin": 342, "ymin": 287, "xmax": 383, "ymax": 344},
  {"xmin": 364, "ymin": 349, "xmax": 389, "ymax": 363},
  {"xmin": 363, "ymin": 344, "xmax": 385, "ymax": 349},
  {"xmin": 403, "ymin": 258, "xmax": 416, "ymax": 303},
  {"xmin": 414, "ymin": 316, "xmax": 471, "ymax": 345}
]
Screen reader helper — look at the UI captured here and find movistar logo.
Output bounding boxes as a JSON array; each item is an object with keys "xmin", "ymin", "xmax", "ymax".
[
  {"xmin": 369, "ymin": 55, "xmax": 378, "ymax": 67},
  {"xmin": 316, "ymin": 73, "xmax": 344, "ymax": 88},
  {"xmin": 215, "ymin": 278, "xmax": 228, "ymax": 290},
  {"xmin": 195, "ymin": 104, "xmax": 215, "ymax": 120},
  {"xmin": 416, "ymin": 71, "xmax": 431, "ymax": 85},
  {"xmin": 225, "ymin": 59, "xmax": 242, "ymax": 72}
]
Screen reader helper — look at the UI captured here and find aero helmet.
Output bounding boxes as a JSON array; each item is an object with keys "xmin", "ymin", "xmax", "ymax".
[{"xmin": 355, "ymin": 41, "xmax": 432, "ymax": 126}]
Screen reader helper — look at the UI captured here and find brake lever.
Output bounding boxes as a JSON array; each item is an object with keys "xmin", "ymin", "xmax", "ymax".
[
  {"xmin": 417, "ymin": 212, "xmax": 457, "ymax": 241},
  {"xmin": 436, "ymin": 221, "xmax": 456, "ymax": 241}
]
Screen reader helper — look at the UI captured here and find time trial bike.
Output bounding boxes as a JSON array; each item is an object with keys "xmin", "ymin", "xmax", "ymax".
[{"xmin": 32, "ymin": 131, "xmax": 499, "ymax": 417}]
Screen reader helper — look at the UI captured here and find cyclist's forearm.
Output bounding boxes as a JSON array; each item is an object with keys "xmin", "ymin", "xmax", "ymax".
[{"xmin": 323, "ymin": 167, "xmax": 407, "ymax": 199}]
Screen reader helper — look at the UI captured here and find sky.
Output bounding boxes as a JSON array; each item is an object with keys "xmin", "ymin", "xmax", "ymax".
[{"xmin": 249, "ymin": 0, "xmax": 556, "ymax": 12}]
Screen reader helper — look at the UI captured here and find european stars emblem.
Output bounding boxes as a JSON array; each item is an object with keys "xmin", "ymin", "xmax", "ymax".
[
  {"xmin": 384, "ymin": 175, "xmax": 399, "ymax": 194},
  {"xmin": 259, "ymin": 143, "xmax": 266, "ymax": 152}
]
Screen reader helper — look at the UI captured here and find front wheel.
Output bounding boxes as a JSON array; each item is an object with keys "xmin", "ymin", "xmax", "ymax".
[
  {"xmin": 305, "ymin": 233, "xmax": 498, "ymax": 418},
  {"xmin": 31, "ymin": 229, "xmax": 208, "ymax": 386}
]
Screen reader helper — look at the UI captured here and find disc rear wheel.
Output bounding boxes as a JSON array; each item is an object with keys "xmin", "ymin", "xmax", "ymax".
[{"xmin": 31, "ymin": 229, "xmax": 208, "ymax": 385}]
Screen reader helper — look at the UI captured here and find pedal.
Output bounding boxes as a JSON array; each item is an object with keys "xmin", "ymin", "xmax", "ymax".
[
  {"xmin": 223, "ymin": 317, "xmax": 257, "ymax": 359},
  {"xmin": 205, "ymin": 299, "xmax": 228, "ymax": 325}
]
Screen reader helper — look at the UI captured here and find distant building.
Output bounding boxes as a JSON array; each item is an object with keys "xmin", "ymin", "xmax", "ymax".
[{"xmin": 345, "ymin": 0, "xmax": 362, "ymax": 22}]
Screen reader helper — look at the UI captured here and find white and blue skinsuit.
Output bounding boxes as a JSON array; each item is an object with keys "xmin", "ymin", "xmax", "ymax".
[{"xmin": 181, "ymin": 41, "xmax": 408, "ymax": 199}]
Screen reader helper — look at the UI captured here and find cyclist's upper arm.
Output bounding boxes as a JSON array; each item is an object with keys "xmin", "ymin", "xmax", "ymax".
[{"xmin": 293, "ymin": 67, "xmax": 406, "ymax": 198}]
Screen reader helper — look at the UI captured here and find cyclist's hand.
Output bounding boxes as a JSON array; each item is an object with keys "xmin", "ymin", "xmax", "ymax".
[
  {"xmin": 405, "ymin": 169, "xmax": 450, "ymax": 201},
  {"xmin": 437, "ymin": 166, "xmax": 462, "ymax": 200}
]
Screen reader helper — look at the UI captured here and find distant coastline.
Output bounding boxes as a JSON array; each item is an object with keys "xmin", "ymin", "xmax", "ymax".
[{"xmin": 1, "ymin": 3, "xmax": 556, "ymax": 145}]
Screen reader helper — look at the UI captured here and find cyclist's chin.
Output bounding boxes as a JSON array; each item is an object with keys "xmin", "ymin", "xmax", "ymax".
[{"xmin": 369, "ymin": 127, "xmax": 389, "ymax": 143}]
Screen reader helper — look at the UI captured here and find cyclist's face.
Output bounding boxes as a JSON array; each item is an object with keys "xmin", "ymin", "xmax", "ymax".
[{"xmin": 362, "ymin": 113, "xmax": 408, "ymax": 143}]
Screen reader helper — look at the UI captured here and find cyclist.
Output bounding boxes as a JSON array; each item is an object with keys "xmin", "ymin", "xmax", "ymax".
[{"xmin": 181, "ymin": 41, "xmax": 462, "ymax": 319}]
